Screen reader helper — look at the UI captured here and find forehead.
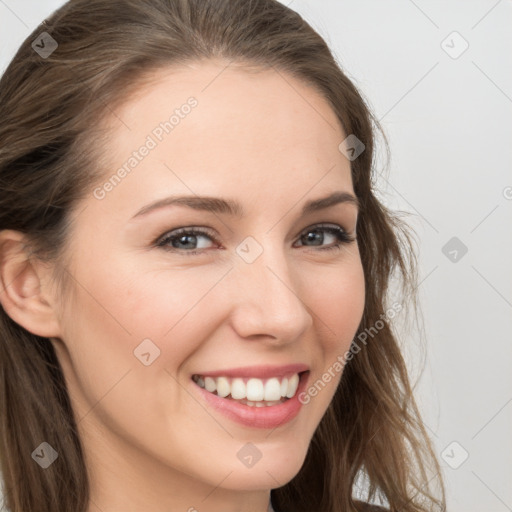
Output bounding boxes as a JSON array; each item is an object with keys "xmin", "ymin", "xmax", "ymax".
[{"xmin": 89, "ymin": 61, "xmax": 353, "ymax": 219}]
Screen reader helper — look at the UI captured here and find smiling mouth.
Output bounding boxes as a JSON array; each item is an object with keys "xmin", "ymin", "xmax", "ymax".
[{"xmin": 191, "ymin": 372, "xmax": 306, "ymax": 407}]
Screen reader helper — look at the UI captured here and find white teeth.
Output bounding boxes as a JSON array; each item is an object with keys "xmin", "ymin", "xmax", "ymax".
[
  {"xmin": 286, "ymin": 373, "xmax": 299, "ymax": 398},
  {"xmin": 231, "ymin": 378, "xmax": 246, "ymax": 399},
  {"xmin": 204, "ymin": 376, "xmax": 216, "ymax": 393},
  {"xmin": 240, "ymin": 398, "xmax": 284, "ymax": 407},
  {"xmin": 246, "ymin": 378, "xmax": 264, "ymax": 401},
  {"xmin": 216, "ymin": 376, "xmax": 230, "ymax": 398},
  {"xmin": 280, "ymin": 377, "xmax": 288, "ymax": 397},
  {"xmin": 193, "ymin": 372, "xmax": 302, "ymax": 403},
  {"xmin": 264, "ymin": 378, "xmax": 282, "ymax": 401}
]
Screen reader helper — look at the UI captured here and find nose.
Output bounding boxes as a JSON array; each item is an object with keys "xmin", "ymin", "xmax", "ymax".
[{"xmin": 227, "ymin": 241, "xmax": 313, "ymax": 344}]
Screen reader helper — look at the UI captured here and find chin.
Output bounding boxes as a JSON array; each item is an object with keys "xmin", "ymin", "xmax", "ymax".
[{"xmin": 213, "ymin": 441, "xmax": 309, "ymax": 491}]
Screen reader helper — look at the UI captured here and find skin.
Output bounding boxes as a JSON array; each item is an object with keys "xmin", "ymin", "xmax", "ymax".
[{"xmin": 0, "ymin": 60, "xmax": 365, "ymax": 512}]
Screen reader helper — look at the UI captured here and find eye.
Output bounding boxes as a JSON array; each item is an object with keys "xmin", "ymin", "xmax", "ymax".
[
  {"xmin": 155, "ymin": 227, "xmax": 218, "ymax": 255},
  {"xmin": 294, "ymin": 224, "xmax": 356, "ymax": 251}
]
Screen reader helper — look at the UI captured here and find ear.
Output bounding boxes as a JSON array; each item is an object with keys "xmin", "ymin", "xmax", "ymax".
[{"xmin": 0, "ymin": 229, "xmax": 62, "ymax": 338}]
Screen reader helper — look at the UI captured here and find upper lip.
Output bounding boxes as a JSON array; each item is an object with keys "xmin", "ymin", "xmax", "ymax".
[{"xmin": 192, "ymin": 364, "xmax": 309, "ymax": 379}]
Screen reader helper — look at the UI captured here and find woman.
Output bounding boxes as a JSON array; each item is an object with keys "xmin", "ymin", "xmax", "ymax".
[{"xmin": 0, "ymin": 1, "xmax": 446, "ymax": 511}]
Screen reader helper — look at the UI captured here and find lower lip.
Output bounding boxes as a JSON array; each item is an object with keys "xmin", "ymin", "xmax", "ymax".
[{"xmin": 192, "ymin": 372, "xmax": 310, "ymax": 429}]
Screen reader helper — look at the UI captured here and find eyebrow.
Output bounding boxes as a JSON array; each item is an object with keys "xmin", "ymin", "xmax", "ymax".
[{"xmin": 130, "ymin": 191, "xmax": 359, "ymax": 220}]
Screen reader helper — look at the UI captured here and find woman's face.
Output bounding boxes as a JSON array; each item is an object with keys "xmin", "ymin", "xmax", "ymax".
[{"xmin": 51, "ymin": 61, "xmax": 365, "ymax": 509}]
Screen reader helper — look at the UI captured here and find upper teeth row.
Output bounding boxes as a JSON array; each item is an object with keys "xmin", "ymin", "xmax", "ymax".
[{"xmin": 193, "ymin": 373, "xmax": 300, "ymax": 402}]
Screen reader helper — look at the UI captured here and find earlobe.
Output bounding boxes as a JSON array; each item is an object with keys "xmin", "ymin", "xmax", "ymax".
[{"xmin": 0, "ymin": 230, "xmax": 62, "ymax": 338}]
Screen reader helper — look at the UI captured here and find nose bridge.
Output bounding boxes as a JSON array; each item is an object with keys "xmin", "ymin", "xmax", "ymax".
[{"xmin": 229, "ymin": 235, "xmax": 312, "ymax": 341}]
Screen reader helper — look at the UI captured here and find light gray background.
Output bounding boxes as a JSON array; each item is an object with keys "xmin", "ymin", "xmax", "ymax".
[{"xmin": 1, "ymin": 1, "xmax": 511, "ymax": 511}]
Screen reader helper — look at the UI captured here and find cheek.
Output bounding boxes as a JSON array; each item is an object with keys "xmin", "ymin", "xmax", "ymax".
[
  {"xmin": 304, "ymin": 255, "xmax": 365, "ymax": 353},
  {"xmin": 56, "ymin": 254, "xmax": 208, "ymax": 399},
  {"xmin": 289, "ymin": 256, "xmax": 364, "ymax": 417},
  {"xmin": 69, "ymin": 248, "xmax": 230, "ymax": 338},
  {"xmin": 59, "ymin": 257, "xmax": 232, "ymax": 407}
]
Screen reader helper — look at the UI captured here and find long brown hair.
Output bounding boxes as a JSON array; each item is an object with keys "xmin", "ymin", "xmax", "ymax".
[{"xmin": 0, "ymin": 1, "xmax": 446, "ymax": 511}]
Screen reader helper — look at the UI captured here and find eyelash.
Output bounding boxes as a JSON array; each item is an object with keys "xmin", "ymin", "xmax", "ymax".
[{"xmin": 154, "ymin": 223, "xmax": 356, "ymax": 256}]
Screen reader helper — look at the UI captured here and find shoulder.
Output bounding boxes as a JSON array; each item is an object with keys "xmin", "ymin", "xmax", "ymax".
[{"xmin": 353, "ymin": 500, "xmax": 389, "ymax": 512}]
